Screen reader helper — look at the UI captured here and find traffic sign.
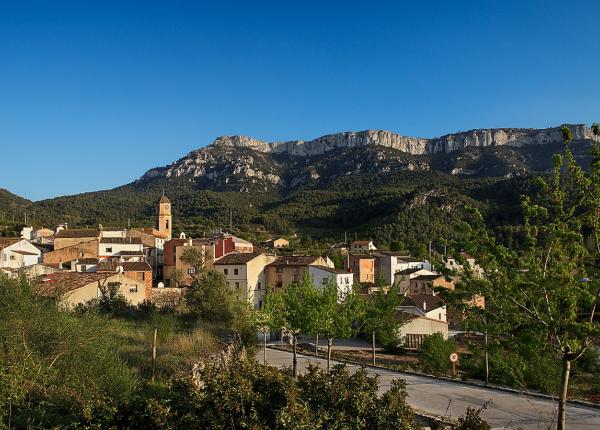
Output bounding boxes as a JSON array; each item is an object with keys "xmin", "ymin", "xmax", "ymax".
[{"xmin": 449, "ymin": 352, "xmax": 458, "ymax": 363}]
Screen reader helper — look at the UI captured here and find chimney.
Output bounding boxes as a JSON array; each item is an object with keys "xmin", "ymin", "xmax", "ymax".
[{"xmin": 188, "ymin": 237, "xmax": 193, "ymax": 247}]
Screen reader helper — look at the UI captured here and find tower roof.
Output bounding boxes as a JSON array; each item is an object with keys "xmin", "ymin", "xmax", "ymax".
[{"xmin": 159, "ymin": 195, "xmax": 170, "ymax": 204}]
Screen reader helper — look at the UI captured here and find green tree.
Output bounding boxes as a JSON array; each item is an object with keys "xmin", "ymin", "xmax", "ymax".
[
  {"xmin": 361, "ymin": 280, "xmax": 405, "ymax": 351},
  {"xmin": 453, "ymin": 124, "xmax": 600, "ymax": 430},
  {"xmin": 180, "ymin": 246, "xmax": 211, "ymax": 279},
  {"xmin": 264, "ymin": 274, "xmax": 317, "ymax": 377},
  {"xmin": 420, "ymin": 332, "xmax": 456, "ymax": 375},
  {"xmin": 310, "ymin": 282, "xmax": 364, "ymax": 372}
]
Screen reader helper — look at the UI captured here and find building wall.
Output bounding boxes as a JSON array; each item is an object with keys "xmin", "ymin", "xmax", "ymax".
[
  {"xmin": 123, "ymin": 270, "xmax": 153, "ymax": 301},
  {"xmin": 98, "ymin": 242, "xmax": 144, "ymax": 258},
  {"xmin": 54, "ymin": 235, "xmax": 99, "ymax": 250},
  {"xmin": 409, "ymin": 277, "xmax": 454, "ymax": 295},
  {"xmin": 59, "ymin": 274, "xmax": 146, "ymax": 309},
  {"xmin": 265, "ymin": 257, "xmax": 330, "ymax": 289},
  {"xmin": 214, "ymin": 254, "xmax": 276, "ymax": 307},
  {"xmin": 308, "ymin": 266, "xmax": 354, "ymax": 298},
  {"xmin": 345, "ymin": 255, "xmax": 375, "ymax": 283},
  {"xmin": 397, "ymin": 316, "xmax": 449, "ymax": 342},
  {"xmin": 0, "ymin": 240, "xmax": 42, "ymax": 269},
  {"xmin": 44, "ymin": 240, "xmax": 99, "ymax": 266}
]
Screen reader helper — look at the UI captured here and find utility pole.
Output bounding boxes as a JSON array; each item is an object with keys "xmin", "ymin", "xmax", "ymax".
[
  {"xmin": 484, "ymin": 331, "xmax": 489, "ymax": 385},
  {"xmin": 229, "ymin": 208, "xmax": 233, "ymax": 231}
]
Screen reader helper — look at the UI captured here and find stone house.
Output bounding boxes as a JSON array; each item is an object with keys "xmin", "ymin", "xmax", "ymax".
[
  {"xmin": 344, "ymin": 254, "xmax": 376, "ymax": 284},
  {"xmin": 265, "ymin": 255, "xmax": 333, "ymax": 289},
  {"xmin": 350, "ymin": 240, "xmax": 377, "ymax": 253}
]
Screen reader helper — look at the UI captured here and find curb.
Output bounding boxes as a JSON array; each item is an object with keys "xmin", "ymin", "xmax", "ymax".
[{"xmin": 265, "ymin": 345, "xmax": 600, "ymax": 411}]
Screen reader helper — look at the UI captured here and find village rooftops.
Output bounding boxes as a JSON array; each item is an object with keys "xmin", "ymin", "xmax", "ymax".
[
  {"xmin": 396, "ymin": 267, "xmax": 427, "ymax": 276},
  {"xmin": 119, "ymin": 250, "xmax": 144, "ymax": 256},
  {"xmin": 54, "ymin": 229, "xmax": 100, "ymax": 239},
  {"xmin": 267, "ymin": 256, "xmax": 322, "ymax": 266},
  {"xmin": 214, "ymin": 253, "xmax": 262, "ymax": 265},
  {"xmin": 38, "ymin": 272, "xmax": 111, "ymax": 295},
  {"xmin": 348, "ymin": 253, "xmax": 376, "ymax": 259},
  {"xmin": 99, "ymin": 237, "xmax": 143, "ymax": 244},
  {"xmin": 77, "ymin": 258, "xmax": 99, "ymax": 264},
  {"xmin": 351, "ymin": 240, "xmax": 373, "ymax": 246},
  {"xmin": 310, "ymin": 265, "xmax": 351, "ymax": 275},
  {"xmin": 97, "ymin": 261, "xmax": 152, "ymax": 272},
  {"xmin": 402, "ymin": 294, "xmax": 445, "ymax": 312},
  {"xmin": 129, "ymin": 228, "xmax": 169, "ymax": 239},
  {"xmin": 0, "ymin": 238, "xmax": 22, "ymax": 249},
  {"xmin": 412, "ymin": 274, "xmax": 444, "ymax": 282}
]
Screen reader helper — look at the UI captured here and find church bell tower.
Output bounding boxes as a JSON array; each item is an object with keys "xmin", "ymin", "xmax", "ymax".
[{"xmin": 157, "ymin": 194, "xmax": 172, "ymax": 240}]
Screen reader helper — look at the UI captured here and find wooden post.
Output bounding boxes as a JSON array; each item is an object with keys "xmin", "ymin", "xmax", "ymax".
[
  {"xmin": 452, "ymin": 361, "xmax": 456, "ymax": 378},
  {"xmin": 151, "ymin": 324, "xmax": 158, "ymax": 383},
  {"xmin": 263, "ymin": 331, "xmax": 267, "ymax": 365},
  {"xmin": 372, "ymin": 331, "xmax": 376, "ymax": 366},
  {"xmin": 327, "ymin": 337, "xmax": 333, "ymax": 373},
  {"xmin": 292, "ymin": 334, "xmax": 298, "ymax": 378},
  {"xmin": 315, "ymin": 333, "xmax": 319, "ymax": 357}
]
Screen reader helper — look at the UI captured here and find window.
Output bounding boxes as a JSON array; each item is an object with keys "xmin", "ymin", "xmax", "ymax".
[
  {"xmin": 257, "ymin": 282, "xmax": 262, "ymax": 289},
  {"xmin": 276, "ymin": 267, "xmax": 283, "ymax": 273},
  {"xmin": 234, "ymin": 268, "xmax": 239, "ymax": 275},
  {"xmin": 129, "ymin": 286, "xmax": 138, "ymax": 293},
  {"xmin": 345, "ymin": 277, "xmax": 349, "ymax": 284},
  {"xmin": 80, "ymin": 265, "xmax": 86, "ymax": 271},
  {"xmin": 322, "ymin": 278, "xmax": 328, "ymax": 285},
  {"xmin": 258, "ymin": 300, "xmax": 263, "ymax": 310},
  {"xmin": 9, "ymin": 255, "xmax": 15, "ymax": 261},
  {"xmin": 105, "ymin": 247, "xmax": 112, "ymax": 253},
  {"xmin": 439, "ymin": 313, "xmax": 442, "ymax": 320},
  {"xmin": 235, "ymin": 282, "xmax": 240, "ymax": 290},
  {"xmin": 166, "ymin": 220, "xmax": 169, "ymax": 229},
  {"xmin": 187, "ymin": 267, "xmax": 195, "ymax": 275},
  {"xmin": 224, "ymin": 268, "xmax": 229, "ymax": 275},
  {"xmin": 141, "ymin": 272, "xmax": 145, "ymax": 281}
]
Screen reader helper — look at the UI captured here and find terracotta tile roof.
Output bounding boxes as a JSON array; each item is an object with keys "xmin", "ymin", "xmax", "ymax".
[
  {"xmin": 411, "ymin": 274, "xmax": 443, "ymax": 282},
  {"xmin": 402, "ymin": 294, "xmax": 445, "ymax": 312},
  {"xmin": 38, "ymin": 272, "xmax": 111, "ymax": 295},
  {"xmin": 97, "ymin": 261, "xmax": 151, "ymax": 272},
  {"xmin": 100, "ymin": 237, "xmax": 142, "ymax": 244},
  {"xmin": 54, "ymin": 229, "xmax": 99, "ymax": 239},
  {"xmin": 267, "ymin": 255, "xmax": 321, "ymax": 267},
  {"xmin": 0, "ymin": 237, "xmax": 22, "ymax": 249},
  {"xmin": 77, "ymin": 258, "xmax": 99, "ymax": 264},
  {"xmin": 310, "ymin": 265, "xmax": 351, "ymax": 275},
  {"xmin": 119, "ymin": 250, "xmax": 144, "ymax": 255},
  {"xmin": 396, "ymin": 268, "xmax": 425, "ymax": 276},
  {"xmin": 349, "ymin": 254, "xmax": 376, "ymax": 260},
  {"xmin": 352, "ymin": 240, "xmax": 373, "ymax": 246},
  {"xmin": 214, "ymin": 253, "xmax": 261, "ymax": 265},
  {"xmin": 129, "ymin": 228, "xmax": 168, "ymax": 239}
]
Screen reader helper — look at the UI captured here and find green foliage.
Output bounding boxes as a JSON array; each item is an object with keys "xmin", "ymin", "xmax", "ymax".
[
  {"xmin": 361, "ymin": 281, "xmax": 405, "ymax": 351},
  {"xmin": 76, "ymin": 359, "xmax": 417, "ymax": 430},
  {"xmin": 0, "ymin": 275, "xmax": 138, "ymax": 427},
  {"xmin": 454, "ymin": 406, "xmax": 491, "ymax": 430},
  {"xmin": 420, "ymin": 333, "xmax": 456, "ymax": 375}
]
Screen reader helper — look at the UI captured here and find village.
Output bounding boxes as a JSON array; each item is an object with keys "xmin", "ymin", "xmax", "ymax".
[{"xmin": 0, "ymin": 194, "xmax": 485, "ymax": 348}]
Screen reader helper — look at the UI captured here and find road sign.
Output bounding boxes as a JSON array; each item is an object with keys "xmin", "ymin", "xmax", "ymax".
[{"xmin": 449, "ymin": 352, "xmax": 458, "ymax": 363}]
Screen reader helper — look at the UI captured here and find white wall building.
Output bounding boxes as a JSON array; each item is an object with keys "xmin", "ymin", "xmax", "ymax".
[
  {"xmin": 376, "ymin": 253, "xmax": 432, "ymax": 286},
  {"xmin": 0, "ymin": 238, "xmax": 42, "ymax": 270},
  {"xmin": 351, "ymin": 240, "xmax": 377, "ymax": 253},
  {"xmin": 98, "ymin": 237, "xmax": 144, "ymax": 258},
  {"xmin": 308, "ymin": 265, "xmax": 354, "ymax": 298}
]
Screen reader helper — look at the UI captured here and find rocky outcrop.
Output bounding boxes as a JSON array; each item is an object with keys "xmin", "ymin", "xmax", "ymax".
[
  {"xmin": 136, "ymin": 124, "xmax": 599, "ymax": 189},
  {"xmin": 209, "ymin": 124, "xmax": 598, "ymax": 157}
]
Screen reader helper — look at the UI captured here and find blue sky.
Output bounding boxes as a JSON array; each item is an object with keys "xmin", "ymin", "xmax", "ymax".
[{"xmin": 1, "ymin": 1, "xmax": 599, "ymax": 200}]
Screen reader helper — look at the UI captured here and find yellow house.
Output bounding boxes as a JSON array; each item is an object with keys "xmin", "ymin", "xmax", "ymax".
[
  {"xmin": 38, "ymin": 271, "xmax": 147, "ymax": 309},
  {"xmin": 213, "ymin": 253, "xmax": 276, "ymax": 308},
  {"xmin": 265, "ymin": 238, "xmax": 289, "ymax": 249}
]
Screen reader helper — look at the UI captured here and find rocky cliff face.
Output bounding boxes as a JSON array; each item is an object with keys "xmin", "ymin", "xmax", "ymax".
[{"xmin": 137, "ymin": 124, "xmax": 599, "ymax": 191}]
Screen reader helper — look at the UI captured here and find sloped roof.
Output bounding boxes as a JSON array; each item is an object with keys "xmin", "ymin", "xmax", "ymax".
[
  {"xmin": 352, "ymin": 240, "xmax": 373, "ymax": 245},
  {"xmin": 159, "ymin": 195, "xmax": 170, "ymax": 204},
  {"xmin": 100, "ymin": 237, "xmax": 142, "ymax": 244},
  {"xmin": 396, "ymin": 268, "xmax": 425, "ymax": 276},
  {"xmin": 38, "ymin": 272, "xmax": 111, "ymax": 295},
  {"xmin": 402, "ymin": 294, "xmax": 445, "ymax": 312},
  {"xmin": 267, "ymin": 255, "xmax": 322, "ymax": 267},
  {"xmin": 412, "ymin": 274, "xmax": 443, "ymax": 282},
  {"xmin": 310, "ymin": 265, "xmax": 351, "ymax": 275},
  {"xmin": 55, "ymin": 229, "xmax": 99, "ymax": 239},
  {"xmin": 97, "ymin": 261, "xmax": 151, "ymax": 272},
  {"xmin": 214, "ymin": 253, "xmax": 262, "ymax": 265},
  {"xmin": 0, "ymin": 237, "xmax": 24, "ymax": 250}
]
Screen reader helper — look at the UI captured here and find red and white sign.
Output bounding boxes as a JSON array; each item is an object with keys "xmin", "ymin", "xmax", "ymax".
[{"xmin": 449, "ymin": 353, "xmax": 458, "ymax": 363}]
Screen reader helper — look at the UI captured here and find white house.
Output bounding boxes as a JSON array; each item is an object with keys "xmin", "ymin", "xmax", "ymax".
[
  {"xmin": 351, "ymin": 240, "xmax": 377, "ymax": 253},
  {"xmin": 376, "ymin": 252, "xmax": 432, "ymax": 285},
  {"xmin": 399, "ymin": 294, "xmax": 447, "ymax": 322},
  {"xmin": 445, "ymin": 252, "xmax": 484, "ymax": 277},
  {"xmin": 394, "ymin": 267, "xmax": 438, "ymax": 293},
  {"xmin": 20, "ymin": 226, "xmax": 34, "ymax": 240},
  {"xmin": 0, "ymin": 238, "xmax": 42, "ymax": 270},
  {"xmin": 308, "ymin": 265, "xmax": 354, "ymax": 298},
  {"xmin": 213, "ymin": 253, "xmax": 276, "ymax": 308},
  {"xmin": 98, "ymin": 237, "xmax": 144, "ymax": 258}
]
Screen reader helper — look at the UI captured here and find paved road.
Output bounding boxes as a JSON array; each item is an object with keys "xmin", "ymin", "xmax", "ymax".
[{"xmin": 258, "ymin": 347, "xmax": 600, "ymax": 430}]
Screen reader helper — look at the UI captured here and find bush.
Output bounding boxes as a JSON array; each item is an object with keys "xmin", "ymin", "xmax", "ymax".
[{"xmin": 420, "ymin": 333, "xmax": 456, "ymax": 375}]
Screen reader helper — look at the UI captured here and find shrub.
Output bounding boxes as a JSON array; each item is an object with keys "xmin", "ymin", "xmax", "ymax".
[{"xmin": 420, "ymin": 333, "xmax": 456, "ymax": 375}]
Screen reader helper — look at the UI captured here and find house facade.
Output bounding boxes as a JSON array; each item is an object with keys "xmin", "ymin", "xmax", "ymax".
[
  {"xmin": 38, "ymin": 272, "xmax": 147, "ymax": 308},
  {"xmin": 350, "ymin": 240, "xmax": 377, "ymax": 253},
  {"xmin": 213, "ymin": 253, "xmax": 277, "ymax": 308},
  {"xmin": 0, "ymin": 238, "xmax": 42, "ymax": 270},
  {"xmin": 376, "ymin": 252, "xmax": 432, "ymax": 285},
  {"xmin": 307, "ymin": 265, "xmax": 354, "ymax": 298},
  {"xmin": 265, "ymin": 255, "xmax": 333, "ymax": 289},
  {"xmin": 344, "ymin": 254, "xmax": 376, "ymax": 284}
]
